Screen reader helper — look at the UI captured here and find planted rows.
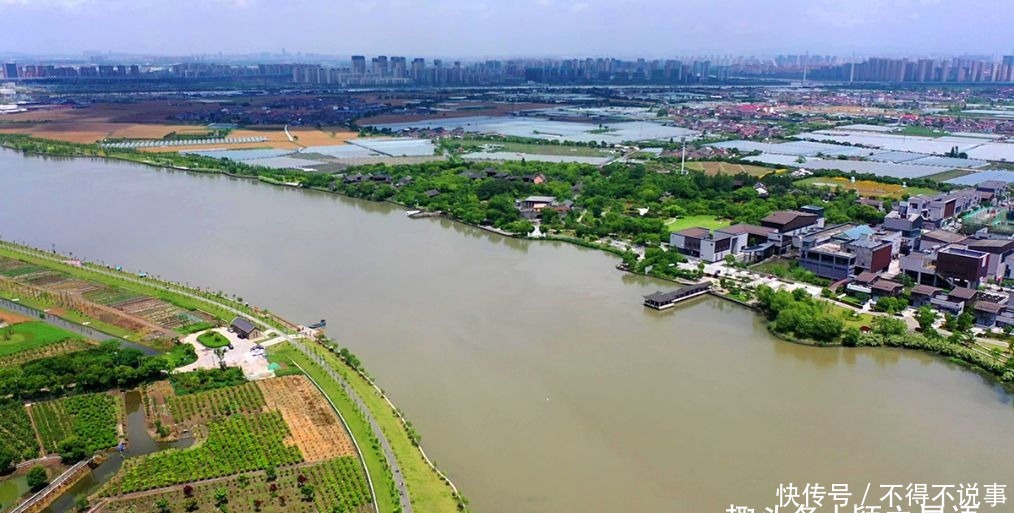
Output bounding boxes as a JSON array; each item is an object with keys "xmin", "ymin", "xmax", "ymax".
[
  {"xmin": 0, "ymin": 339, "xmax": 91, "ymax": 368},
  {"xmin": 105, "ymin": 411, "xmax": 303, "ymax": 495},
  {"xmin": 0, "ymin": 399, "xmax": 40, "ymax": 461},
  {"xmin": 166, "ymin": 381, "xmax": 265, "ymax": 425},
  {"xmin": 103, "ymin": 458, "xmax": 372, "ymax": 513},
  {"xmin": 30, "ymin": 392, "xmax": 120, "ymax": 455}
]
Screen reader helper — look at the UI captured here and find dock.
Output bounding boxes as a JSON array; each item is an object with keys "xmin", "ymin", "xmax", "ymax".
[{"xmin": 643, "ymin": 283, "xmax": 712, "ymax": 310}]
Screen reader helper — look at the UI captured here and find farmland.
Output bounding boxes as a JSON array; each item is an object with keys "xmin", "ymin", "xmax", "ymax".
[
  {"xmin": 665, "ymin": 215, "xmax": 733, "ymax": 233},
  {"xmin": 444, "ymin": 137, "xmax": 615, "ymax": 157},
  {"xmin": 685, "ymin": 161, "xmax": 776, "ymax": 177},
  {"xmin": 164, "ymin": 381, "xmax": 266, "ymax": 434},
  {"xmin": 0, "ymin": 251, "xmax": 219, "ymax": 345},
  {"xmin": 29, "ymin": 392, "xmax": 121, "ymax": 455},
  {"xmin": 101, "ymin": 458, "xmax": 372, "ymax": 513},
  {"xmin": 0, "ymin": 399, "xmax": 40, "ymax": 462},
  {"xmin": 0, "ymin": 339, "xmax": 93, "ymax": 368},
  {"xmin": 102, "ymin": 411, "xmax": 303, "ymax": 494},
  {"xmin": 0, "ymin": 321, "xmax": 84, "ymax": 358},
  {"xmin": 258, "ymin": 376, "xmax": 357, "ymax": 461},
  {"xmin": 794, "ymin": 176, "xmax": 937, "ymax": 198}
]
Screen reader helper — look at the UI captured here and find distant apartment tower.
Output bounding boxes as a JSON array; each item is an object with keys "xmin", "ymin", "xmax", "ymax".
[
  {"xmin": 372, "ymin": 55, "xmax": 388, "ymax": 76},
  {"xmin": 351, "ymin": 55, "xmax": 366, "ymax": 75},
  {"xmin": 390, "ymin": 56, "xmax": 407, "ymax": 78},
  {"xmin": 3, "ymin": 62, "xmax": 17, "ymax": 79}
]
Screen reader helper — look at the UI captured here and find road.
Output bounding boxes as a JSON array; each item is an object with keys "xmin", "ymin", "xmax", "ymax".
[{"xmin": 0, "ymin": 243, "xmax": 403, "ymax": 513}]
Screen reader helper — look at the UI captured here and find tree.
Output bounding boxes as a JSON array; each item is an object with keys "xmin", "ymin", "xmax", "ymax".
[
  {"xmin": 872, "ymin": 316, "xmax": 907, "ymax": 337},
  {"xmin": 265, "ymin": 466, "xmax": 277, "ymax": 482},
  {"xmin": 955, "ymin": 312, "xmax": 974, "ymax": 333},
  {"xmin": 75, "ymin": 495, "xmax": 89, "ymax": 512},
  {"xmin": 916, "ymin": 306, "xmax": 939, "ymax": 338},
  {"xmin": 300, "ymin": 484, "xmax": 315, "ymax": 502},
  {"xmin": 214, "ymin": 488, "xmax": 229, "ymax": 506},
  {"xmin": 0, "ymin": 447, "xmax": 14, "ymax": 474},
  {"xmin": 842, "ymin": 326, "xmax": 861, "ymax": 347},
  {"xmin": 185, "ymin": 500, "xmax": 199, "ymax": 512},
  {"xmin": 58, "ymin": 436, "xmax": 88, "ymax": 464},
  {"xmin": 183, "ymin": 484, "xmax": 194, "ymax": 497},
  {"xmin": 155, "ymin": 499, "xmax": 171, "ymax": 513},
  {"xmin": 26, "ymin": 465, "xmax": 48, "ymax": 491}
]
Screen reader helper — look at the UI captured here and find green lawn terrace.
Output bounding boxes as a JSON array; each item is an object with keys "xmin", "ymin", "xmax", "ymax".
[{"xmin": 665, "ymin": 215, "xmax": 732, "ymax": 233}]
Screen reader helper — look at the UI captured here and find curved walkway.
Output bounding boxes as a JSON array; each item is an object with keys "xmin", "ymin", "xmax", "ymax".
[{"xmin": 0, "ymin": 243, "xmax": 412, "ymax": 513}]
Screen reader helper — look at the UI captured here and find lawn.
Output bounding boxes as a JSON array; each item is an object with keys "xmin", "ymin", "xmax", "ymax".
[
  {"xmin": 197, "ymin": 331, "xmax": 231, "ymax": 349},
  {"xmin": 795, "ymin": 176, "xmax": 936, "ymax": 198},
  {"xmin": 0, "ymin": 320, "xmax": 83, "ymax": 357},
  {"xmin": 665, "ymin": 215, "xmax": 732, "ymax": 233},
  {"xmin": 922, "ymin": 169, "xmax": 978, "ymax": 182}
]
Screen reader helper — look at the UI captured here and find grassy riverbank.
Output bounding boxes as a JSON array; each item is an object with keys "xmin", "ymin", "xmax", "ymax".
[{"xmin": 272, "ymin": 342, "xmax": 464, "ymax": 513}]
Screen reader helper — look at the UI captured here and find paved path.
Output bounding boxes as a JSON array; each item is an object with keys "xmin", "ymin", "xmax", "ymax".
[
  {"xmin": 0, "ymin": 244, "xmax": 404, "ymax": 513},
  {"xmin": 11, "ymin": 459, "xmax": 90, "ymax": 513}
]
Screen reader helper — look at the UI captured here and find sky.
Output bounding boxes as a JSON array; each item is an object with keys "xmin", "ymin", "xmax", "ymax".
[{"xmin": 1, "ymin": 0, "xmax": 1012, "ymax": 59}]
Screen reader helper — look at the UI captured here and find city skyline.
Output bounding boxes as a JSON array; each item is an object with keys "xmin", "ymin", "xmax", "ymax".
[{"xmin": 1, "ymin": 0, "xmax": 1012, "ymax": 57}]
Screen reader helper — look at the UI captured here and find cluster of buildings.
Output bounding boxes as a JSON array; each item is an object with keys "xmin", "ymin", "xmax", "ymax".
[
  {"xmin": 0, "ymin": 62, "xmax": 296, "ymax": 80},
  {"xmin": 671, "ymin": 180, "xmax": 1014, "ymax": 328},
  {"xmin": 810, "ymin": 56, "xmax": 1014, "ymax": 84},
  {"xmin": 290, "ymin": 56, "xmax": 730, "ymax": 87}
]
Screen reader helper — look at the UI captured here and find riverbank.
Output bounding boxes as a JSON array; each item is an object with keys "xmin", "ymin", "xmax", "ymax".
[{"xmin": 0, "ymin": 238, "xmax": 467, "ymax": 513}]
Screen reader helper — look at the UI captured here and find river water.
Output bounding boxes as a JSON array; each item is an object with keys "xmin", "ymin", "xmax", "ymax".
[{"xmin": 2, "ymin": 149, "xmax": 1014, "ymax": 513}]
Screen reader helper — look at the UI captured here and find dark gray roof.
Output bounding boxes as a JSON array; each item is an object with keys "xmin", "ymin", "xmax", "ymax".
[
  {"xmin": 911, "ymin": 284, "xmax": 942, "ymax": 296},
  {"xmin": 949, "ymin": 287, "xmax": 978, "ymax": 301},
  {"xmin": 974, "ymin": 301, "xmax": 1005, "ymax": 314},
  {"xmin": 231, "ymin": 317, "xmax": 256, "ymax": 334},
  {"xmin": 676, "ymin": 227, "xmax": 710, "ymax": 238}
]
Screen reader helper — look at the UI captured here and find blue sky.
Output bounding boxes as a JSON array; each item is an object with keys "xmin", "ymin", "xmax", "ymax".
[{"xmin": 1, "ymin": 0, "xmax": 1011, "ymax": 58}]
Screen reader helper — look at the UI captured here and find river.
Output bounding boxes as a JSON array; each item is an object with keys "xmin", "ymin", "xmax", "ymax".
[{"xmin": 2, "ymin": 148, "xmax": 1013, "ymax": 513}]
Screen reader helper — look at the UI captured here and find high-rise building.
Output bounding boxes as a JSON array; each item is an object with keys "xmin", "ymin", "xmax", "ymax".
[
  {"xmin": 351, "ymin": 55, "xmax": 366, "ymax": 75},
  {"xmin": 372, "ymin": 55, "xmax": 388, "ymax": 76},
  {"xmin": 3, "ymin": 62, "xmax": 17, "ymax": 79}
]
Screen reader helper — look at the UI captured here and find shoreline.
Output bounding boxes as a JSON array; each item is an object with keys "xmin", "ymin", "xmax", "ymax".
[
  {"xmin": 0, "ymin": 239, "xmax": 467, "ymax": 513},
  {"xmin": 5, "ymin": 142, "xmax": 1012, "ymax": 388}
]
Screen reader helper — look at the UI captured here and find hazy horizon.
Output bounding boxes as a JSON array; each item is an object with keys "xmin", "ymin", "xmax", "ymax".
[{"xmin": 1, "ymin": 0, "xmax": 1012, "ymax": 59}]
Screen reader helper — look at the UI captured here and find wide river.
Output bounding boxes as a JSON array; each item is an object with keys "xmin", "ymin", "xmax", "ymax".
[{"xmin": 2, "ymin": 149, "xmax": 1014, "ymax": 512}]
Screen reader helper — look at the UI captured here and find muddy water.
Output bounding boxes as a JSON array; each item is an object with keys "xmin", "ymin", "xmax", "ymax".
[{"xmin": 2, "ymin": 149, "xmax": 1014, "ymax": 513}]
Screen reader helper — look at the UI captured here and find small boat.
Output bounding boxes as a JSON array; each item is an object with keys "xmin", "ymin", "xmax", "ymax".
[
  {"xmin": 308, "ymin": 319, "xmax": 327, "ymax": 329},
  {"xmin": 406, "ymin": 210, "xmax": 422, "ymax": 217}
]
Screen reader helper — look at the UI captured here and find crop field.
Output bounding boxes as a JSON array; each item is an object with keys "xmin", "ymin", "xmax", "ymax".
[
  {"xmin": 165, "ymin": 381, "xmax": 266, "ymax": 433},
  {"xmin": 102, "ymin": 457, "xmax": 373, "ymax": 513},
  {"xmin": 102, "ymin": 411, "xmax": 303, "ymax": 494},
  {"xmin": 686, "ymin": 161, "xmax": 776, "ymax": 177},
  {"xmin": 0, "ymin": 399, "xmax": 41, "ymax": 461},
  {"xmin": 258, "ymin": 376, "xmax": 356, "ymax": 461},
  {"xmin": 0, "ymin": 255, "xmax": 209, "ymax": 335},
  {"xmin": 794, "ymin": 176, "xmax": 937, "ymax": 198},
  {"xmin": 665, "ymin": 215, "xmax": 732, "ymax": 233},
  {"xmin": 450, "ymin": 137, "xmax": 614, "ymax": 157},
  {"xmin": 0, "ymin": 339, "xmax": 92, "ymax": 368},
  {"xmin": 29, "ymin": 392, "xmax": 120, "ymax": 454},
  {"xmin": 0, "ymin": 321, "xmax": 84, "ymax": 357}
]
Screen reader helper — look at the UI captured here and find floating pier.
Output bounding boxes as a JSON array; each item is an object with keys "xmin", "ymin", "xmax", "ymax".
[{"xmin": 643, "ymin": 283, "xmax": 712, "ymax": 310}]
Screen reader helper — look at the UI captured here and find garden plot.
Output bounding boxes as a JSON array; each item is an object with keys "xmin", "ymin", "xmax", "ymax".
[
  {"xmin": 101, "ymin": 458, "xmax": 372, "ymax": 513},
  {"xmin": 101, "ymin": 411, "xmax": 303, "ymax": 495},
  {"xmin": 0, "ymin": 399, "xmax": 41, "ymax": 461},
  {"xmin": 258, "ymin": 375, "xmax": 356, "ymax": 461},
  {"xmin": 164, "ymin": 381, "xmax": 267, "ymax": 435},
  {"xmin": 29, "ymin": 392, "xmax": 121, "ymax": 454}
]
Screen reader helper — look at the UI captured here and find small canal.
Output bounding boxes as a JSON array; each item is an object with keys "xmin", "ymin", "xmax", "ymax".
[{"xmin": 2, "ymin": 391, "xmax": 192, "ymax": 513}]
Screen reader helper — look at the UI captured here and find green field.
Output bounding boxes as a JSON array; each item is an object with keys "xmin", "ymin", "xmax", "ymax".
[
  {"xmin": 0, "ymin": 399, "xmax": 41, "ymax": 461},
  {"xmin": 196, "ymin": 331, "xmax": 231, "ymax": 348},
  {"xmin": 0, "ymin": 321, "xmax": 83, "ymax": 357},
  {"xmin": 665, "ymin": 215, "xmax": 732, "ymax": 233},
  {"xmin": 30, "ymin": 392, "xmax": 120, "ymax": 455},
  {"xmin": 104, "ymin": 411, "xmax": 303, "ymax": 495}
]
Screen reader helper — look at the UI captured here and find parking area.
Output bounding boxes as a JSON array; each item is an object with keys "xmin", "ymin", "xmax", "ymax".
[{"xmin": 177, "ymin": 327, "xmax": 275, "ymax": 379}]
